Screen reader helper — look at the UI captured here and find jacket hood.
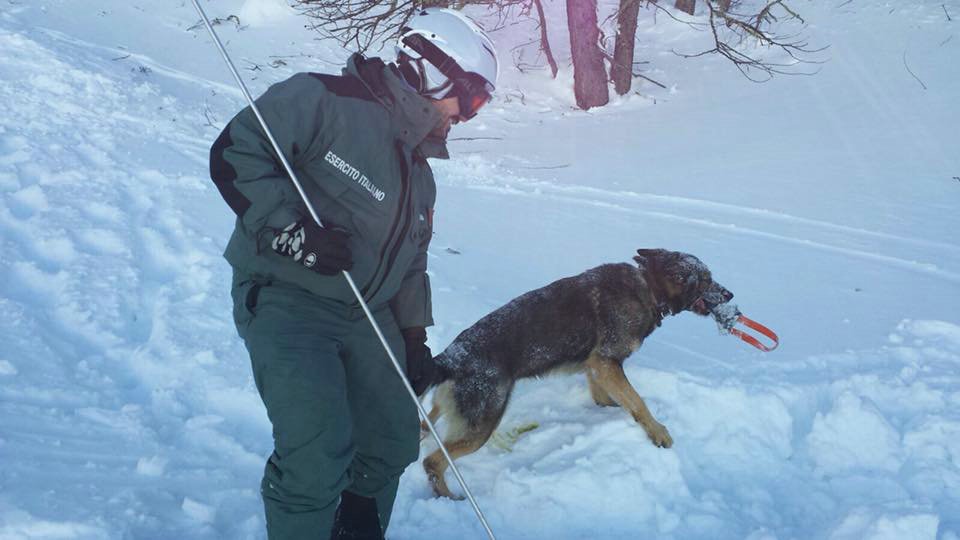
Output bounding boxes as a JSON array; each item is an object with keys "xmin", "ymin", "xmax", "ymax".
[{"xmin": 343, "ymin": 54, "xmax": 449, "ymax": 159}]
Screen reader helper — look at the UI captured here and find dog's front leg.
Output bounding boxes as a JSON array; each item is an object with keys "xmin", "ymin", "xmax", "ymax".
[{"xmin": 586, "ymin": 354, "xmax": 673, "ymax": 448}]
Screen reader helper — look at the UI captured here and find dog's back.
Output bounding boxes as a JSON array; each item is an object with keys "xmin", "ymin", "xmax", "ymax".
[{"xmin": 434, "ymin": 263, "xmax": 658, "ymax": 406}]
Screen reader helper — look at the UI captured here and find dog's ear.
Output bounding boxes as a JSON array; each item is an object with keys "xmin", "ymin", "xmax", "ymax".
[
  {"xmin": 634, "ymin": 248, "xmax": 668, "ymax": 267},
  {"xmin": 636, "ymin": 249, "xmax": 669, "ymax": 258}
]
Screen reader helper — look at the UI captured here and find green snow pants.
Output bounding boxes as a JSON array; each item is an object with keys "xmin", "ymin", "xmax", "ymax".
[{"xmin": 232, "ymin": 275, "xmax": 421, "ymax": 539}]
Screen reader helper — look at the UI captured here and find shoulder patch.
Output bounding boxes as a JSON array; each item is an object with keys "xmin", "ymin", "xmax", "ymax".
[
  {"xmin": 309, "ymin": 73, "xmax": 376, "ymax": 102},
  {"xmin": 210, "ymin": 126, "xmax": 251, "ymax": 217}
]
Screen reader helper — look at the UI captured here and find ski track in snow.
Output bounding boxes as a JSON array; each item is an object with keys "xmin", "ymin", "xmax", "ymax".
[
  {"xmin": 439, "ymin": 162, "xmax": 960, "ymax": 256},
  {"xmin": 2, "ymin": 1, "xmax": 959, "ymax": 539},
  {"xmin": 434, "ymin": 167, "xmax": 960, "ymax": 284}
]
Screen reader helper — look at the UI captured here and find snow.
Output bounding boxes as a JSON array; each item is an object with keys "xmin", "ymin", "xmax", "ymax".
[
  {"xmin": 135, "ymin": 456, "xmax": 168, "ymax": 478},
  {"xmin": 1, "ymin": 0, "xmax": 958, "ymax": 539},
  {"xmin": 182, "ymin": 498, "xmax": 216, "ymax": 525},
  {"xmin": 0, "ymin": 360, "xmax": 17, "ymax": 377},
  {"xmin": 807, "ymin": 391, "xmax": 903, "ymax": 474},
  {"xmin": 829, "ymin": 510, "xmax": 940, "ymax": 540},
  {"xmin": 237, "ymin": 0, "xmax": 297, "ymax": 28}
]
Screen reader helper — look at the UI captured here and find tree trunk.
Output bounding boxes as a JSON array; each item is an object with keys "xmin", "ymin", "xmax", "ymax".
[
  {"xmin": 533, "ymin": 0, "xmax": 558, "ymax": 78},
  {"xmin": 566, "ymin": 0, "xmax": 608, "ymax": 109},
  {"xmin": 675, "ymin": 0, "xmax": 695, "ymax": 15},
  {"xmin": 611, "ymin": 0, "xmax": 641, "ymax": 95}
]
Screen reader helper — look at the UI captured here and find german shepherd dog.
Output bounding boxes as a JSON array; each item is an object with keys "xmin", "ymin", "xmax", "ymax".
[{"xmin": 422, "ymin": 249, "xmax": 734, "ymax": 499}]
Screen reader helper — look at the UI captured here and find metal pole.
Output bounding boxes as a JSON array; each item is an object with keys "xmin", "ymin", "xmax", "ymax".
[{"xmin": 189, "ymin": 2, "xmax": 497, "ymax": 538}]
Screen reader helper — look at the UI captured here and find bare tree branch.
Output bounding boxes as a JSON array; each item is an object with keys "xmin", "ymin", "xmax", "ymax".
[
  {"xmin": 293, "ymin": 0, "xmax": 421, "ymax": 53},
  {"xmin": 531, "ymin": 0, "xmax": 558, "ymax": 77},
  {"xmin": 903, "ymin": 50, "xmax": 927, "ymax": 90},
  {"xmin": 666, "ymin": 0, "xmax": 825, "ymax": 82}
]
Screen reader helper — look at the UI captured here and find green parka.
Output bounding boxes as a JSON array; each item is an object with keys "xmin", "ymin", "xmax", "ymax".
[{"xmin": 211, "ymin": 55, "xmax": 445, "ymax": 329}]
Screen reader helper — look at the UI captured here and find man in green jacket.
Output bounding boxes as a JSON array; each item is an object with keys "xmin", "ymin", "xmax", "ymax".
[{"xmin": 209, "ymin": 9, "xmax": 498, "ymax": 540}]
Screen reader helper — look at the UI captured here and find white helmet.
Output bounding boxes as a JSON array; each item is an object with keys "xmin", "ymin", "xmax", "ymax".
[{"xmin": 395, "ymin": 8, "xmax": 499, "ymax": 119}]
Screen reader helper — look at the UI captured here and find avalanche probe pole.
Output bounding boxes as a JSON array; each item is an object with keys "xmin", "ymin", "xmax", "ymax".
[{"xmin": 189, "ymin": 2, "xmax": 498, "ymax": 538}]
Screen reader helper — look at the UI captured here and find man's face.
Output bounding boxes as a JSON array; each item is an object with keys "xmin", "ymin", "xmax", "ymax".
[{"xmin": 428, "ymin": 96, "xmax": 462, "ymax": 139}]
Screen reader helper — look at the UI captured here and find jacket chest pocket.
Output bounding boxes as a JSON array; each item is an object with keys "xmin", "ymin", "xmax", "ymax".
[
  {"xmin": 408, "ymin": 161, "xmax": 436, "ymax": 247},
  {"xmin": 410, "ymin": 206, "xmax": 433, "ymax": 247}
]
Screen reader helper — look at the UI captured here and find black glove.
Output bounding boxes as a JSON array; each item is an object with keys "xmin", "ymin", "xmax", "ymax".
[
  {"xmin": 401, "ymin": 327, "xmax": 437, "ymax": 396},
  {"xmin": 271, "ymin": 219, "xmax": 352, "ymax": 275}
]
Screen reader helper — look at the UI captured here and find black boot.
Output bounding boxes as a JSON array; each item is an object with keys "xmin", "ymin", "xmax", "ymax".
[{"xmin": 329, "ymin": 491, "xmax": 384, "ymax": 540}]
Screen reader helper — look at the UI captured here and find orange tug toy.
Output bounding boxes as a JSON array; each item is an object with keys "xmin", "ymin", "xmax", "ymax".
[{"xmin": 712, "ymin": 305, "xmax": 779, "ymax": 352}]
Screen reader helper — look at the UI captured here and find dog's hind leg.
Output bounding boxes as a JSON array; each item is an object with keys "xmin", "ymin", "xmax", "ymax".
[
  {"xmin": 420, "ymin": 401, "xmax": 443, "ymax": 441},
  {"xmin": 586, "ymin": 353, "xmax": 673, "ymax": 448},
  {"xmin": 420, "ymin": 380, "xmax": 454, "ymax": 440},
  {"xmin": 423, "ymin": 381, "xmax": 512, "ymax": 499},
  {"xmin": 423, "ymin": 429, "xmax": 494, "ymax": 500},
  {"xmin": 587, "ymin": 371, "xmax": 617, "ymax": 407}
]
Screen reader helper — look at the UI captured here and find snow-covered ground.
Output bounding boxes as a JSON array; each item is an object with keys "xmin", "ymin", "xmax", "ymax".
[{"xmin": 1, "ymin": 0, "xmax": 958, "ymax": 538}]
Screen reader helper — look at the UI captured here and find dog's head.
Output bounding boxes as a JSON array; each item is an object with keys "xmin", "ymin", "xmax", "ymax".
[{"xmin": 633, "ymin": 249, "xmax": 734, "ymax": 316}]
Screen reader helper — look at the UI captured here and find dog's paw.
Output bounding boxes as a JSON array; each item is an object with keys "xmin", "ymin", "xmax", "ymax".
[
  {"xmin": 428, "ymin": 472, "xmax": 465, "ymax": 500},
  {"xmin": 646, "ymin": 422, "xmax": 673, "ymax": 448}
]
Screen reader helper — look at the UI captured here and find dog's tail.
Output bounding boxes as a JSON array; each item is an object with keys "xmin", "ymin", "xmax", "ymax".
[{"xmin": 427, "ymin": 352, "xmax": 453, "ymax": 392}]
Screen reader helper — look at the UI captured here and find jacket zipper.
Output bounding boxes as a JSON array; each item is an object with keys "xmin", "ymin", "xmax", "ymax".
[{"xmin": 360, "ymin": 142, "xmax": 411, "ymax": 302}]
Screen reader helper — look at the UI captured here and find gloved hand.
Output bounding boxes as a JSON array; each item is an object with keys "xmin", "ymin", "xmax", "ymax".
[
  {"xmin": 401, "ymin": 327, "xmax": 437, "ymax": 396},
  {"xmin": 271, "ymin": 219, "xmax": 352, "ymax": 275}
]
